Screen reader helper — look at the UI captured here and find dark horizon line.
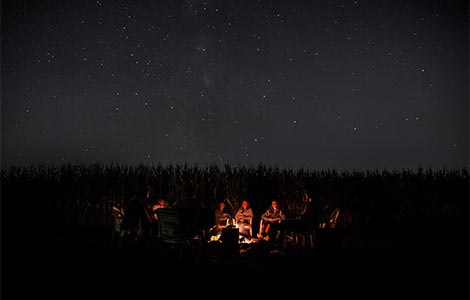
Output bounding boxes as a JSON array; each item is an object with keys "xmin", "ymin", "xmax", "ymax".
[{"xmin": 1, "ymin": 160, "xmax": 468, "ymax": 174}]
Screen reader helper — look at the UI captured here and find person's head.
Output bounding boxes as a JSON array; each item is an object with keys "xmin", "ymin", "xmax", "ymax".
[
  {"xmin": 241, "ymin": 199, "xmax": 250, "ymax": 209},
  {"xmin": 157, "ymin": 198, "xmax": 168, "ymax": 207},
  {"xmin": 271, "ymin": 199, "xmax": 280, "ymax": 211},
  {"xmin": 218, "ymin": 202, "xmax": 226, "ymax": 211},
  {"xmin": 153, "ymin": 198, "xmax": 168, "ymax": 210}
]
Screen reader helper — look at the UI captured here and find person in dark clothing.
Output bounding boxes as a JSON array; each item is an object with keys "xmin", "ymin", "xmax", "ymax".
[
  {"xmin": 285, "ymin": 190, "xmax": 321, "ymax": 251},
  {"xmin": 297, "ymin": 190, "xmax": 320, "ymax": 231}
]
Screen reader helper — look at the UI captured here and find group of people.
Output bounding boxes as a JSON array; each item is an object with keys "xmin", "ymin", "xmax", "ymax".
[
  {"xmin": 114, "ymin": 187, "xmax": 322, "ymax": 251},
  {"xmin": 210, "ymin": 191, "xmax": 320, "ymax": 246},
  {"xmin": 210, "ymin": 199, "xmax": 257, "ymax": 241},
  {"xmin": 212, "ymin": 200, "xmax": 256, "ymax": 236}
]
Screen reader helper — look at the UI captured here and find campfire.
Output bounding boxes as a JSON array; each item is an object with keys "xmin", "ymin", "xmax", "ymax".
[{"xmin": 209, "ymin": 218, "xmax": 252, "ymax": 244}]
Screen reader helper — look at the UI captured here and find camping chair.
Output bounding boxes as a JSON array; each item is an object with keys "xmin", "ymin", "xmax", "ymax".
[
  {"xmin": 111, "ymin": 205, "xmax": 142, "ymax": 250},
  {"xmin": 236, "ymin": 217, "xmax": 253, "ymax": 239},
  {"xmin": 155, "ymin": 208, "xmax": 205, "ymax": 261}
]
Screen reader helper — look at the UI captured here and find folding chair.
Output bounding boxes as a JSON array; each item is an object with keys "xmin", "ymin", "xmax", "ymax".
[
  {"xmin": 111, "ymin": 205, "xmax": 142, "ymax": 250},
  {"xmin": 155, "ymin": 208, "xmax": 204, "ymax": 261}
]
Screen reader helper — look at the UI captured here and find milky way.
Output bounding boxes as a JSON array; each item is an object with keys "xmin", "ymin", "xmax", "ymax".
[{"xmin": 2, "ymin": 0, "xmax": 468, "ymax": 170}]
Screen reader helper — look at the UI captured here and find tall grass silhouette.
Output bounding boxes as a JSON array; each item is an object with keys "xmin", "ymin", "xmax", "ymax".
[{"xmin": 2, "ymin": 163, "xmax": 468, "ymax": 250}]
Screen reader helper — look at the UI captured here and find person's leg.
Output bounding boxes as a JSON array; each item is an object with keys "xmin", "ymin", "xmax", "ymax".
[
  {"xmin": 264, "ymin": 223, "xmax": 271, "ymax": 236},
  {"xmin": 258, "ymin": 221, "xmax": 271, "ymax": 238},
  {"xmin": 257, "ymin": 221, "xmax": 265, "ymax": 238}
]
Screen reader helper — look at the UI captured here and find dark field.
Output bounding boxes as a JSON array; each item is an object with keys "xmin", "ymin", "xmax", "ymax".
[{"xmin": 2, "ymin": 163, "xmax": 468, "ymax": 298}]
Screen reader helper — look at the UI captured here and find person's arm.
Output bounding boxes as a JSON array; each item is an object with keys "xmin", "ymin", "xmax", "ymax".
[
  {"xmin": 238, "ymin": 208, "xmax": 253, "ymax": 224},
  {"xmin": 261, "ymin": 210, "xmax": 269, "ymax": 222},
  {"xmin": 246, "ymin": 208, "xmax": 254, "ymax": 220},
  {"xmin": 235, "ymin": 208, "xmax": 243, "ymax": 220}
]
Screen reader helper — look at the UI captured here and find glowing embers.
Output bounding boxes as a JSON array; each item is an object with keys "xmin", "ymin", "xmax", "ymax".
[
  {"xmin": 210, "ymin": 234, "xmax": 221, "ymax": 241},
  {"xmin": 209, "ymin": 223, "xmax": 253, "ymax": 244}
]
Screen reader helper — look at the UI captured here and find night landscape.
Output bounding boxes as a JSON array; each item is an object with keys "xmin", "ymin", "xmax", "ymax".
[{"xmin": 2, "ymin": 0, "xmax": 468, "ymax": 298}]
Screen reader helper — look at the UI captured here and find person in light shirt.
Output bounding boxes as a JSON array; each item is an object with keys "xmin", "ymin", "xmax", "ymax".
[
  {"xmin": 258, "ymin": 199, "xmax": 286, "ymax": 242},
  {"xmin": 235, "ymin": 199, "xmax": 254, "ymax": 238}
]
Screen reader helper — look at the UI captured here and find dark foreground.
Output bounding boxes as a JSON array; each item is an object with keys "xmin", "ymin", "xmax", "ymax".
[{"xmin": 3, "ymin": 222, "xmax": 468, "ymax": 299}]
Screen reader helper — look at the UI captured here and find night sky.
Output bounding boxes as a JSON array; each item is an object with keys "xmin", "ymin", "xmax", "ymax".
[{"xmin": 2, "ymin": 0, "xmax": 468, "ymax": 171}]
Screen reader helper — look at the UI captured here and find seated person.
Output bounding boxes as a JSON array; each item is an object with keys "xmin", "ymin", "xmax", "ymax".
[
  {"xmin": 258, "ymin": 199, "xmax": 286, "ymax": 242},
  {"xmin": 235, "ymin": 199, "xmax": 254, "ymax": 238},
  {"xmin": 209, "ymin": 201, "xmax": 232, "ymax": 237},
  {"xmin": 149, "ymin": 198, "xmax": 169, "ymax": 236},
  {"xmin": 151, "ymin": 198, "xmax": 169, "ymax": 221}
]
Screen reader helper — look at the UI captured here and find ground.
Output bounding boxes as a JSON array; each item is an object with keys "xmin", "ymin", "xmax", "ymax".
[{"xmin": 3, "ymin": 223, "xmax": 467, "ymax": 298}]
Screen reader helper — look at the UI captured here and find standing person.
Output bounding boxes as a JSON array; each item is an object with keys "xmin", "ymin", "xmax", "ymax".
[
  {"xmin": 258, "ymin": 199, "xmax": 286, "ymax": 242},
  {"xmin": 287, "ymin": 189, "xmax": 320, "ymax": 250},
  {"xmin": 235, "ymin": 199, "xmax": 254, "ymax": 238},
  {"xmin": 298, "ymin": 190, "xmax": 320, "ymax": 228}
]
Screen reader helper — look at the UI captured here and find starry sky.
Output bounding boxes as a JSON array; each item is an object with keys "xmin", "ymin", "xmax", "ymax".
[{"xmin": 2, "ymin": 0, "xmax": 468, "ymax": 171}]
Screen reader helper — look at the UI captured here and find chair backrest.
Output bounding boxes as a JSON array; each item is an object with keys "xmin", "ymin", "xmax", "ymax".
[
  {"xmin": 156, "ymin": 208, "xmax": 215, "ymax": 260},
  {"xmin": 155, "ymin": 208, "xmax": 185, "ymax": 245},
  {"xmin": 112, "ymin": 206, "xmax": 124, "ymax": 232},
  {"xmin": 111, "ymin": 205, "xmax": 142, "ymax": 249}
]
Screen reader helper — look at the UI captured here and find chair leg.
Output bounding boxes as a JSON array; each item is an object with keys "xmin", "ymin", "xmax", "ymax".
[
  {"xmin": 291, "ymin": 231, "xmax": 315, "ymax": 252},
  {"xmin": 308, "ymin": 232, "xmax": 315, "ymax": 250}
]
